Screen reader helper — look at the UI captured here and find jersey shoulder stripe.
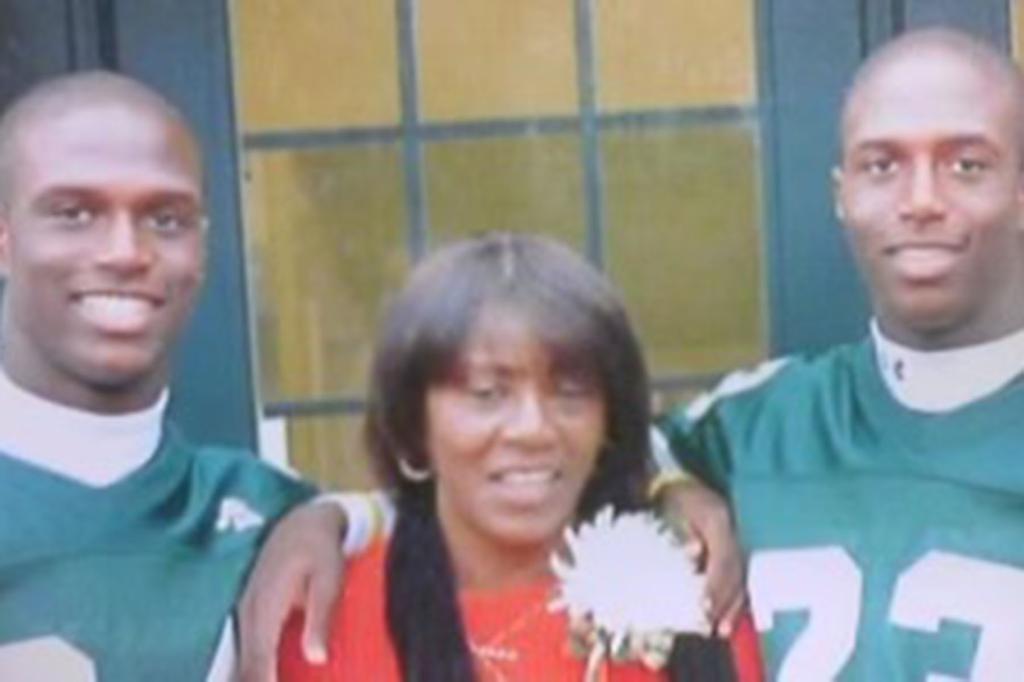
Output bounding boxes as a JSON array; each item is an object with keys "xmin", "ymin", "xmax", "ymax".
[{"xmin": 684, "ymin": 358, "xmax": 791, "ymax": 423}]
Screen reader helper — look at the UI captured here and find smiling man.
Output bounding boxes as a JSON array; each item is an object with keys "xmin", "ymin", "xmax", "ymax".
[
  {"xmin": 837, "ymin": 32, "xmax": 1024, "ymax": 351},
  {"xmin": 656, "ymin": 28, "xmax": 1024, "ymax": 679},
  {"xmin": 0, "ymin": 74, "xmax": 205, "ymax": 414},
  {"xmin": 0, "ymin": 72, "xmax": 312, "ymax": 680}
]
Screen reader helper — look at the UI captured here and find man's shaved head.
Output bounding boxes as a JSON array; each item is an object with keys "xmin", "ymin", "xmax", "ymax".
[
  {"xmin": 841, "ymin": 28, "xmax": 1024, "ymax": 154},
  {"xmin": 834, "ymin": 27, "xmax": 1024, "ymax": 349},
  {"xmin": 0, "ymin": 70, "xmax": 207, "ymax": 412},
  {"xmin": 0, "ymin": 70, "xmax": 200, "ymax": 205}
]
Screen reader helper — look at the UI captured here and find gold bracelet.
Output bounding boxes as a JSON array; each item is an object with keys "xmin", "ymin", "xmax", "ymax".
[
  {"xmin": 646, "ymin": 468, "xmax": 694, "ymax": 502},
  {"xmin": 366, "ymin": 495, "xmax": 384, "ymax": 540}
]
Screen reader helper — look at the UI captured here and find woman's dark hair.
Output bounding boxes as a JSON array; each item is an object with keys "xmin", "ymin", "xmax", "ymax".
[{"xmin": 365, "ymin": 233, "xmax": 733, "ymax": 681}]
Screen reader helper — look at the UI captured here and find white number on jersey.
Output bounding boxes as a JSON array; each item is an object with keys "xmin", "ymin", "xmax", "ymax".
[
  {"xmin": 751, "ymin": 548, "xmax": 1024, "ymax": 681},
  {"xmin": 750, "ymin": 547, "xmax": 862, "ymax": 680},
  {"xmin": 0, "ymin": 637, "xmax": 96, "ymax": 681},
  {"xmin": 890, "ymin": 551, "xmax": 1024, "ymax": 682}
]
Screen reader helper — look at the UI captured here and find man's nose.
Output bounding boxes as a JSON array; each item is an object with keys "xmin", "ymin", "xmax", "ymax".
[
  {"xmin": 96, "ymin": 213, "xmax": 154, "ymax": 271},
  {"xmin": 899, "ymin": 161, "xmax": 946, "ymax": 226}
]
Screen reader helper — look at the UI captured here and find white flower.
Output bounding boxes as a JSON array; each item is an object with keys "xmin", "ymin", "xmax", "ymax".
[{"xmin": 550, "ymin": 507, "xmax": 710, "ymax": 654}]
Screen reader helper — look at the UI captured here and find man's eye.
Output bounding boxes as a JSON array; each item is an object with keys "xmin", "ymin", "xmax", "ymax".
[
  {"xmin": 950, "ymin": 157, "xmax": 988, "ymax": 176},
  {"xmin": 49, "ymin": 204, "xmax": 95, "ymax": 226},
  {"xmin": 142, "ymin": 209, "xmax": 200, "ymax": 235},
  {"xmin": 861, "ymin": 158, "xmax": 897, "ymax": 176}
]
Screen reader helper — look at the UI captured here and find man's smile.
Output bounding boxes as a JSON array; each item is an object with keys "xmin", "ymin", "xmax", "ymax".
[{"xmin": 72, "ymin": 291, "xmax": 163, "ymax": 335}]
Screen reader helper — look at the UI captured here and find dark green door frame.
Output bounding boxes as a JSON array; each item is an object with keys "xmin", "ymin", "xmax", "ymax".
[
  {"xmin": 757, "ymin": 0, "xmax": 869, "ymax": 355},
  {"xmin": 108, "ymin": 0, "xmax": 258, "ymax": 450}
]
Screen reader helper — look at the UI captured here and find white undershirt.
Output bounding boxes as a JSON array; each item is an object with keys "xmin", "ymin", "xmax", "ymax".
[
  {"xmin": 872, "ymin": 320, "xmax": 1024, "ymax": 413},
  {"xmin": 0, "ymin": 368, "xmax": 166, "ymax": 487}
]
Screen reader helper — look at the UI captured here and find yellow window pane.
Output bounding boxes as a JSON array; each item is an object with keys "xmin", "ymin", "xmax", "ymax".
[
  {"xmin": 285, "ymin": 413, "xmax": 375, "ymax": 491},
  {"xmin": 232, "ymin": 0, "xmax": 400, "ymax": 130},
  {"xmin": 604, "ymin": 126, "xmax": 765, "ymax": 376},
  {"xmin": 419, "ymin": 1, "xmax": 578, "ymax": 121},
  {"xmin": 245, "ymin": 145, "xmax": 408, "ymax": 402},
  {"xmin": 426, "ymin": 135, "xmax": 586, "ymax": 249},
  {"xmin": 595, "ymin": 0, "xmax": 756, "ymax": 110}
]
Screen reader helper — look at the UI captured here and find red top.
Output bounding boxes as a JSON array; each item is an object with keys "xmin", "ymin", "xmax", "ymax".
[{"xmin": 279, "ymin": 540, "xmax": 763, "ymax": 681}]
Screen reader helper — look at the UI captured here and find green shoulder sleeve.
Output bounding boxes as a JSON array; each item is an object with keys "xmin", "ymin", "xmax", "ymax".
[{"xmin": 654, "ymin": 358, "xmax": 791, "ymax": 493}]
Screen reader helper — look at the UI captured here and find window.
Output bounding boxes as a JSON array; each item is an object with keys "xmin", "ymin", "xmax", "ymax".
[{"xmin": 231, "ymin": 0, "xmax": 765, "ymax": 487}]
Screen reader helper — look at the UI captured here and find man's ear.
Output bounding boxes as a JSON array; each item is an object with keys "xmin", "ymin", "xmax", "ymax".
[
  {"xmin": 831, "ymin": 166, "xmax": 847, "ymax": 224},
  {"xmin": 1015, "ymin": 167, "xmax": 1024, "ymax": 235},
  {"xmin": 0, "ymin": 205, "xmax": 10, "ymax": 279}
]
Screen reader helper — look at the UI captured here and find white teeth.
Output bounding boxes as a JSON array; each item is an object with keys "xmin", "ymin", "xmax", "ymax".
[
  {"xmin": 77, "ymin": 294, "xmax": 154, "ymax": 330},
  {"xmin": 498, "ymin": 469, "xmax": 556, "ymax": 485},
  {"xmin": 892, "ymin": 247, "xmax": 958, "ymax": 280}
]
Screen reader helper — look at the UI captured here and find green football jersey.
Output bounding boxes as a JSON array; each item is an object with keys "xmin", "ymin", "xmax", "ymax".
[
  {"xmin": 660, "ymin": 338, "xmax": 1024, "ymax": 681},
  {"xmin": 0, "ymin": 424, "xmax": 314, "ymax": 681}
]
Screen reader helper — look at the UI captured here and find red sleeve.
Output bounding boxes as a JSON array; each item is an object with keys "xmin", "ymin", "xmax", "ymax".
[
  {"xmin": 730, "ymin": 611, "xmax": 764, "ymax": 682},
  {"xmin": 277, "ymin": 611, "xmax": 332, "ymax": 682}
]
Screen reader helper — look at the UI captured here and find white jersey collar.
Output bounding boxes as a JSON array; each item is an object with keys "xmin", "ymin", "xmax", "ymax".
[
  {"xmin": 0, "ymin": 368, "xmax": 166, "ymax": 487},
  {"xmin": 871, "ymin": 319, "xmax": 1024, "ymax": 413}
]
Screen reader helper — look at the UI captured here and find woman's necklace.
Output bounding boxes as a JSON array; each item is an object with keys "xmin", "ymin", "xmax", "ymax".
[{"xmin": 468, "ymin": 590, "xmax": 551, "ymax": 682}]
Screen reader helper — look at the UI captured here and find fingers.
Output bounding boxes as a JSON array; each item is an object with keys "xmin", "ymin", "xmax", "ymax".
[
  {"xmin": 680, "ymin": 520, "xmax": 709, "ymax": 570},
  {"xmin": 717, "ymin": 589, "xmax": 747, "ymax": 639},
  {"xmin": 237, "ymin": 564, "xmax": 295, "ymax": 682},
  {"xmin": 656, "ymin": 479, "xmax": 749, "ymax": 640},
  {"xmin": 237, "ymin": 501, "xmax": 348, "ymax": 681},
  {"xmin": 301, "ymin": 557, "xmax": 343, "ymax": 664},
  {"xmin": 702, "ymin": 522, "xmax": 746, "ymax": 637}
]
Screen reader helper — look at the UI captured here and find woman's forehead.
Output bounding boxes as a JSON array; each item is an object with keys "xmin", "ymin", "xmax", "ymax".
[{"xmin": 452, "ymin": 308, "xmax": 598, "ymax": 377}]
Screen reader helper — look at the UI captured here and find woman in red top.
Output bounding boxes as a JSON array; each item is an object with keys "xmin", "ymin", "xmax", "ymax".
[{"xmin": 280, "ymin": 234, "xmax": 761, "ymax": 682}]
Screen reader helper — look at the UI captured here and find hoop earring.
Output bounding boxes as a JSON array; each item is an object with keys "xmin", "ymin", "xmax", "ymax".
[{"xmin": 397, "ymin": 455, "xmax": 432, "ymax": 483}]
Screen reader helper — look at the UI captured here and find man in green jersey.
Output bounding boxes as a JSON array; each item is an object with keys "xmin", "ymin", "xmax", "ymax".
[
  {"xmin": 657, "ymin": 27, "xmax": 1024, "ymax": 680},
  {"xmin": 0, "ymin": 71, "xmax": 315, "ymax": 680}
]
